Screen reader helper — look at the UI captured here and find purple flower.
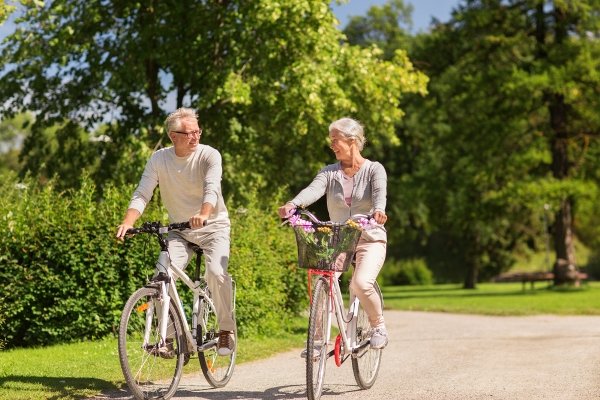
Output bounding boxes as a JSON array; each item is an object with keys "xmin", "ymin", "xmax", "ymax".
[
  {"xmin": 358, "ymin": 217, "xmax": 377, "ymax": 230},
  {"xmin": 289, "ymin": 214, "xmax": 315, "ymax": 233}
]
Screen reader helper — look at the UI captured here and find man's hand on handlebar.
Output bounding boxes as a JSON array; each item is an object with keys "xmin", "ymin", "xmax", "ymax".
[
  {"xmin": 189, "ymin": 213, "xmax": 208, "ymax": 229},
  {"xmin": 116, "ymin": 224, "xmax": 134, "ymax": 240}
]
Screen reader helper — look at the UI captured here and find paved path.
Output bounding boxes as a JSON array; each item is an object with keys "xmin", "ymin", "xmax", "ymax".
[{"xmin": 96, "ymin": 311, "xmax": 600, "ymax": 400}]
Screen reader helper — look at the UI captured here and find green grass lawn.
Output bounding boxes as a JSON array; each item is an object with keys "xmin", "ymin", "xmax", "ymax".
[
  {"xmin": 383, "ymin": 281, "xmax": 600, "ymax": 315},
  {"xmin": 1, "ymin": 281, "xmax": 599, "ymax": 400},
  {"xmin": 0, "ymin": 318, "xmax": 307, "ymax": 400}
]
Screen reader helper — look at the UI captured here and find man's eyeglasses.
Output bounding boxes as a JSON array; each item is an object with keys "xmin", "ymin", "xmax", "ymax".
[{"xmin": 172, "ymin": 129, "xmax": 202, "ymax": 138}]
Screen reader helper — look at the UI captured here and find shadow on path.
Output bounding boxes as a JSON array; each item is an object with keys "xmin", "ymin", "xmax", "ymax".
[
  {"xmin": 0, "ymin": 375, "xmax": 118, "ymax": 400},
  {"xmin": 95, "ymin": 383, "xmax": 362, "ymax": 400}
]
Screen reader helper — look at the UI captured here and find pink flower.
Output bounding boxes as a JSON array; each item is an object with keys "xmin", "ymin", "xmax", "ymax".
[
  {"xmin": 289, "ymin": 214, "xmax": 315, "ymax": 233},
  {"xmin": 358, "ymin": 217, "xmax": 377, "ymax": 230}
]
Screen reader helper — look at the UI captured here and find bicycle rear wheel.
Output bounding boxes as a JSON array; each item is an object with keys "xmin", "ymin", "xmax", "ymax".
[
  {"xmin": 306, "ymin": 277, "xmax": 331, "ymax": 400},
  {"xmin": 118, "ymin": 287, "xmax": 185, "ymax": 400},
  {"xmin": 198, "ymin": 297, "xmax": 236, "ymax": 388},
  {"xmin": 351, "ymin": 281, "xmax": 383, "ymax": 389}
]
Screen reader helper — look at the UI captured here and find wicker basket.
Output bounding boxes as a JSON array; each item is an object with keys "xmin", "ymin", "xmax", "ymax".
[{"xmin": 293, "ymin": 223, "xmax": 362, "ymax": 272}]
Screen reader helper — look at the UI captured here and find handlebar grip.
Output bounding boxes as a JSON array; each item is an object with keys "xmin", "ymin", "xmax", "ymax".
[
  {"xmin": 169, "ymin": 221, "xmax": 191, "ymax": 230},
  {"xmin": 168, "ymin": 221, "xmax": 207, "ymax": 230},
  {"xmin": 125, "ymin": 227, "xmax": 141, "ymax": 235}
]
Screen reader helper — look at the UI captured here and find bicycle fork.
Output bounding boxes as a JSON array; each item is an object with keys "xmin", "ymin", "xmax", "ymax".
[
  {"xmin": 140, "ymin": 279, "xmax": 172, "ymax": 349},
  {"xmin": 148, "ymin": 251, "xmax": 199, "ymax": 353}
]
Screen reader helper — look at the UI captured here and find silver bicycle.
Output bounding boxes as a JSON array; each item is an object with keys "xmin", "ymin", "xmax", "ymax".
[{"xmin": 118, "ymin": 221, "xmax": 236, "ymax": 400}]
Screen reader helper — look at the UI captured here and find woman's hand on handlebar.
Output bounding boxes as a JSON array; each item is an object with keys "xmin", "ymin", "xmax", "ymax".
[
  {"xmin": 278, "ymin": 202, "xmax": 296, "ymax": 219},
  {"xmin": 373, "ymin": 210, "xmax": 388, "ymax": 225}
]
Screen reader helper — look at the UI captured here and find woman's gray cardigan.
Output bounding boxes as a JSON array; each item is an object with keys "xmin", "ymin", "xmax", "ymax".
[{"xmin": 290, "ymin": 159, "xmax": 387, "ymax": 242}]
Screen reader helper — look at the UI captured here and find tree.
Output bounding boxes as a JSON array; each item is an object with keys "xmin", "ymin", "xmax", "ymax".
[
  {"xmin": 412, "ymin": 0, "xmax": 600, "ymax": 287},
  {"xmin": 528, "ymin": 0, "xmax": 600, "ymax": 284},
  {"xmin": 345, "ymin": 0, "xmax": 600, "ymax": 288},
  {"xmin": 343, "ymin": 0, "xmax": 414, "ymax": 59},
  {"xmin": 0, "ymin": 0, "xmax": 427, "ymax": 200},
  {"xmin": 0, "ymin": 113, "xmax": 31, "ymax": 174},
  {"xmin": 0, "ymin": 0, "xmax": 14, "ymax": 24}
]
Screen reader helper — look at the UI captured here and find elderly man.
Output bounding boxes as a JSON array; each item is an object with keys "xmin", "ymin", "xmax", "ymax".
[{"xmin": 116, "ymin": 107, "xmax": 235, "ymax": 356}]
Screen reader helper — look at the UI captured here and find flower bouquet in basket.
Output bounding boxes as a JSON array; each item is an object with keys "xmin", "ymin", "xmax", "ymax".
[{"xmin": 289, "ymin": 214, "xmax": 375, "ymax": 272}]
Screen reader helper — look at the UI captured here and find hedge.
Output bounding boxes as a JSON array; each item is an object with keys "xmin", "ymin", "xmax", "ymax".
[{"xmin": 0, "ymin": 172, "xmax": 305, "ymax": 347}]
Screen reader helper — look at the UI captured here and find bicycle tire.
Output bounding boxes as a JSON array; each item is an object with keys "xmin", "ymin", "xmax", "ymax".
[
  {"xmin": 306, "ymin": 277, "xmax": 331, "ymax": 400},
  {"xmin": 198, "ymin": 297, "xmax": 236, "ymax": 387},
  {"xmin": 118, "ymin": 287, "xmax": 186, "ymax": 400},
  {"xmin": 351, "ymin": 281, "xmax": 383, "ymax": 389}
]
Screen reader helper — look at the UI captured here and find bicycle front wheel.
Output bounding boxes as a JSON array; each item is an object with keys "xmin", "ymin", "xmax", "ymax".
[
  {"xmin": 198, "ymin": 298, "xmax": 236, "ymax": 388},
  {"xmin": 118, "ymin": 287, "xmax": 185, "ymax": 400},
  {"xmin": 306, "ymin": 277, "xmax": 331, "ymax": 400},
  {"xmin": 351, "ymin": 281, "xmax": 383, "ymax": 389}
]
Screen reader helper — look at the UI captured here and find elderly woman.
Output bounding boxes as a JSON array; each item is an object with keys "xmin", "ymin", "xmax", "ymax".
[{"xmin": 278, "ymin": 117, "xmax": 389, "ymax": 349}]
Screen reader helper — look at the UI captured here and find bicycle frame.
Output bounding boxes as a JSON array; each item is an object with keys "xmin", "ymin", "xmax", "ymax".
[
  {"xmin": 308, "ymin": 269, "xmax": 371, "ymax": 365},
  {"xmin": 148, "ymin": 248, "xmax": 219, "ymax": 354}
]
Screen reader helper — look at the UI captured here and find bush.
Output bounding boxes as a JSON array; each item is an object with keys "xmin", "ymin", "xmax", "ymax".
[
  {"xmin": 583, "ymin": 253, "xmax": 600, "ymax": 280},
  {"xmin": 0, "ymin": 172, "xmax": 159, "ymax": 347},
  {"xmin": 379, "ymin": 258, "xmax": 433, "ymax": 286},
  {"xmin": 0, "ymin": 299, "xmax": 5, "ymax": 350},
  {"xmin": 228, "ymin": 194, "xmax": 306, "ymax": 337},
  {"xmin": 0, "ymin": 172, "xmax": 305, "ymax": 347}
]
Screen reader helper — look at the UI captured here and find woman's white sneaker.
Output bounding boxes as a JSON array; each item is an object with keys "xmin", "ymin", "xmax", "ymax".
[{"xmin": 370, "ymin": 326, "xmax": 388, "ymax": 349}]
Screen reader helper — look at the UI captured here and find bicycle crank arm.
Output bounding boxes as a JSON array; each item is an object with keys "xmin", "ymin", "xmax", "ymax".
[
  {"xmin": 197, "ymin": 339, "xmax": 218, "ymax": 351},
  {"xmin": 352, "ymin": 339, "xmax": 371, "ymax": 358}
]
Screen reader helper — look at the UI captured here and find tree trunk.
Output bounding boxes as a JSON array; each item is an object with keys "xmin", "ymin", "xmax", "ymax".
[
  {"xmin": 463, "ymin": 262, "xmax": 478, "ymax": 289},
  {"xmin": 463, "ymin": 234, "xmax": 479, "ymax": 289},
  {"xmin": 549, "ymin": 93, "xmax": 579, "ymax": 286},
  {"xmin": 542, "ymin": 4, "xmax": 579, "ymax": 286}
]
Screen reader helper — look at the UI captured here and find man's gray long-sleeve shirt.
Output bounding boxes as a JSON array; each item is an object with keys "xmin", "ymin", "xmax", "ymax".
[
  {"xmin": 291, "ymin": 159, "xmax": 387, "ymax": 242},
  {"xmin": 128, "ymin": 144, "xmax": 230, "ymax": 232}
]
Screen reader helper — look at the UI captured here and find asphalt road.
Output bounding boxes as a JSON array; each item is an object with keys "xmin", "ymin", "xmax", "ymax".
[{"xmin": 95, "ymin": 311, "xmax": 600, "ymax": 400}]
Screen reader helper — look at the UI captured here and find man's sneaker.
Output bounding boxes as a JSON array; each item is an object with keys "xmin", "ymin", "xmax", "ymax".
[
  {"xmin": 217, "ymin": 330, "xmax": 235, "ymax": 356},
  {"xmin": 370, "ymin": 326, "xmax": 388, "ymax": 349}
]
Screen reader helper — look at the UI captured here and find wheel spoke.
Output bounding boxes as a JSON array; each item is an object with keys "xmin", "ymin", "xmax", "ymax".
[
  {"xmin": 118, "ymin": 288, "xmax": 185, "ymax": 399},
  {"xmin": 307, "ymin": 278, "xmax": 330, "ymax": 400},
  {"xmin": 351, "ymin": 282, "xmax": 383, "ymax": 389},
  {"xmin": 198, "ymin": 299, "xmax": 236, "ymax": 387}
]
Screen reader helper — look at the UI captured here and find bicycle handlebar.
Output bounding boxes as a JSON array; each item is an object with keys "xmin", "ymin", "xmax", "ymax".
[
  {"xmin": 125, "ymin": 221, "xmax": 191, "ymax": 236},
  {"xmin": 286, "ymin": 208, "xmax": 372, "ymax": 226}
]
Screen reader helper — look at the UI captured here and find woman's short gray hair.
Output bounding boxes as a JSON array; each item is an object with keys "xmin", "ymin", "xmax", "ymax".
[
  {"xmin": 329, "ymin": 117, "xmax": 366, "ymax": 151},
  {"xmin": 165, "ymin": 107, "xmax": 198, "ymax": 133}
]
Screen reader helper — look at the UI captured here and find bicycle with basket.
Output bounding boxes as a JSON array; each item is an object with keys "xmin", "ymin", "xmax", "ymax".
[{"xmin": 284, "ymin": 208, "xmax": 384, "ymax": 400}]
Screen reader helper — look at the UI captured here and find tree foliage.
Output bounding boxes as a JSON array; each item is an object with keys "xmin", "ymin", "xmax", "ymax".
[
  {"xmin": 3, "ymin": 0, "xmax": 599, "ymax": 300},
  {"xmin": 423, "ymin": 0, "xmax": 600, "ymax": 287},
  {"xmin": 346, "ymin": 0, "xmax": 600, "ymax": 287},
  {"xmin": 0, "ymin": 0, "xmax": 427, "ymax": 199},
  {"xmin": 0, "ymin": 113, "xmax": 30, "ymax": 174},
  {"xmin": 344, "ymin": 0, "xmax": 414, "ymax": 59},
  {"xmin": 0, "ymin": 0, "xmax": 15, "ymax": 24}
]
